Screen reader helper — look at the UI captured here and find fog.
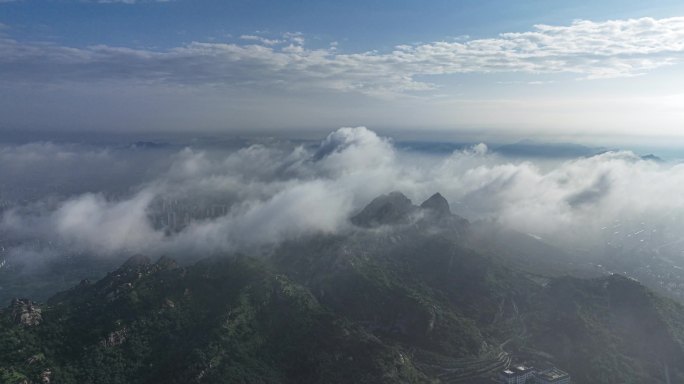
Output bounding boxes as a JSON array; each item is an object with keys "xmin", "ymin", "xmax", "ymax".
[{"xmin": 1, "ymin": 127, "xmax": 684, "ymax": 269}]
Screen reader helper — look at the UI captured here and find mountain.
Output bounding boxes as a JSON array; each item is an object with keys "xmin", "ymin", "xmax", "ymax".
[
  {"xmin": 494, "ymin": 140, "xmax": 606, "ymax": 158},
  {"xmin": 466, "ymin": 221, "xmax": 599, "ymax": 278},
  {"xmin": 0, "ymin": 254, "xmax": 125, "ymax": 306},
  {"xmin": 527, "ymin": 274, "xmax": 684, "ymax": 383},
  {"xmin": 394, "ymin": 141, "xmax": 472, "ymax": 155},
  {"xmin": 350, "ymin": 191, "xmax": 416, "ymax": 227},
  {"xmin": 641, "ymin": 154, "xmax": 664, "ymax": 162},
  {"xmin": 420, "ymin": 193, "xmax": 451, "ymax": 216},
  {"xmin": 2, "ymin": 193, "xmax": 684, "ymax": 383},
  {"xmin": 351, "ymin": 192, "xmax": 467, "ymax": 229}
]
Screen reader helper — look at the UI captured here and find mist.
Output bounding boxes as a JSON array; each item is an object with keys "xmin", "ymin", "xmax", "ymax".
[{"xmin": 1, "ymin": 127, "xmax": 683, "ymax": 269}]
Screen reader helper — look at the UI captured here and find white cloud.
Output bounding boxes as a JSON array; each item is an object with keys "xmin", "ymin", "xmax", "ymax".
[
  {"xmin": 240, "ymin": 35, "xmax": 281, "ymax": 46},
  {"xmin": 5, "ymin": 127, "xmax": 684, "ymax": 262},
  {"xmin": 168, "ymin": 180, "xmax": 352, "ymax": 254},
  {"xmin": 0, "ymin": 142, "xmax": 109, "ymax": 167},
  {"xmin": 1, "ymin": 191, "xmax": 161, "ymax": 255},
  {"xmin": 52, "ymin": 191, "xmax": 162, "ymax": 253},
  {"xmin": 2, "ymin": 17, "xmax": 684, "ymax": 96}
]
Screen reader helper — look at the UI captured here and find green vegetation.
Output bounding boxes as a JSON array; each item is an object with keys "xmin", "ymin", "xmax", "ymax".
[{"xmin": 2, "ymin": 229, "xmax": 684, "ymax": 383}]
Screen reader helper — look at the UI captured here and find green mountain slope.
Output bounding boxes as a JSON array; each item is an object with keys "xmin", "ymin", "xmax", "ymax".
[{"xmin": 2, "ymin": 193, "xmax": 684, "ymax": 384}]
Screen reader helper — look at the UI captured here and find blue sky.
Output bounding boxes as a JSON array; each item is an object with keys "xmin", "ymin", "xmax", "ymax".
[
  {"xmin": 4, "ymin": 0, "xmax": 684, "ymax": 48},
  {"xmin": 2, "ymin": 0, "xmax": 684, "ymax": 144}
]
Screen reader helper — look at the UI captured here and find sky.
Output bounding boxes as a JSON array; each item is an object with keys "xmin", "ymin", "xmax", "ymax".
[{"xmin": 2, "ymin": 0, "xmax": 684, "ymax": 144}]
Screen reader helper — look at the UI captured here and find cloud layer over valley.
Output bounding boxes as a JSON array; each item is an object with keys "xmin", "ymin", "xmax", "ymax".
[{"xmin": 2, "ymin": 127, "xmax": 684, "ymax": 267}]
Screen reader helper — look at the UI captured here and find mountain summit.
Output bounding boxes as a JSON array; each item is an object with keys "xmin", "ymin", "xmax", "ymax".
[
  {"xmin": 350, "ymin": 191, "xmax": 415, "ymax": 227},
  {"xmin": 351, "ymin": 191, "xmax": 463, "ymax": 228},
  {"xmin": 420, "ymin": 192, "xmax": 450, "ymax": 216}
]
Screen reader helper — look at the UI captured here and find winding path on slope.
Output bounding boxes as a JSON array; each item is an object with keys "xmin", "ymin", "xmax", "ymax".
[{"xmin": 417, "ymin": 298, "xmax": 528, "ymax": 383}]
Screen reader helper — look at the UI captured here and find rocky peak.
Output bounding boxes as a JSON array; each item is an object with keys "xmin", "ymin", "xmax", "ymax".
[
  {"xmin": 420, "ymin": 192, "xmax": 451, "ymax": 216},
  {"xmin": 10, "ymin": 298, "xmax": 42, "ymax": 326},
  {"xmin": 92, "ymin": 255, "xmax": 158, "ymax": 302},
  {"xmin": 120, "ymin": 254, "xmax": 151, "ymax": 270},
  {"xmin": 351, "ymin": 191, "xmax": 416, "ymax": 227}
]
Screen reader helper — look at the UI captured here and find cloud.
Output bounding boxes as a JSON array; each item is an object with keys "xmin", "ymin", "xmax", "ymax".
[
  {"xmin": 0, "ymin": 127, "xmax": 398, "ymax": 258},
  {"xmin": 167, "ymin": 180, "xmax": 352, "ymax": 254},
  {"xmin": 565, "ymin": 172, "xmax": 611, "ymax": 208},
  {"xmin": 314, "ymin": 126, "xmax": 394, "ymax": 163},
  {"xmin": 0, "ymin": 142, "xmax": 109, "ymax": 166},
  {"xmin": 240, "ymin": 35, "xmax": 281, "ymax": 46},
  {"xmin": 1, "ymin": 17, "xmax": 684, "ymax": 96},
  {"xmin": 52, "ymin": 191, "xmax": 161, "ymax": 252},
  {"xmin": 4, "ymin": 127, "xmax": 684, "ymax": 265},
  {"xmin": 0, "ymin": 141, "xmax": 173, "ymax": 201}
]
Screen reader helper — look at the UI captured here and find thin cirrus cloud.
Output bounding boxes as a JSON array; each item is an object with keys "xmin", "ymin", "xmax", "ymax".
[
  {"xmin": 239, "ymin": 35, "xmax": 282, "ymax": 46},
  {"xmin": 1, "ymin": 17, "xmax": 684, "ymax": 96}
]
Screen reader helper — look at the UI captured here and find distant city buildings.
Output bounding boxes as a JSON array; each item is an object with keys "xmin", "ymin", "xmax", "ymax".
[
  {"xmin": 535, "ymin": 368, "xmax": 570, "ymax": 384},
  {"xmin": 499, "ymin": 365, "xmax": 534, "ymax": 384},
  {"xmin": 147, "ymin": 198, "xmax": 231, "ymax": 232},
  {"xmin": 499, "ymin": 366, "xmax": 570, "ymax": 384}
]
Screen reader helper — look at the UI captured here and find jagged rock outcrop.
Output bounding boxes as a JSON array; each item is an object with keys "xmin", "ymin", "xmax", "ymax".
[
  {"xmin": 104, "ymin": 255, "xmax": 178, "ymax": 301},
  {"xmin": 351, "ymin": 191, "xmax": 416, "ymax": 227},
  {"xmin": 10, "ymin": 298, "xmax": 42, "ymax": 326},
  {"xmin": 351, "ymin": 191, "xmax": 468, "ymax": 232},
  {"xmin": 101, "ymin": 327, "xmax": 128, "ymax": 348},
  {"xmin": 41, "ymin": 368, "xmax": 52, "ymax": 384}
]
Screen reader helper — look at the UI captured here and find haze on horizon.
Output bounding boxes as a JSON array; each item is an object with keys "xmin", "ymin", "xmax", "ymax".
[{"xmin": 1, "ymin": 0, "xmax": 684, "ymax": 146}]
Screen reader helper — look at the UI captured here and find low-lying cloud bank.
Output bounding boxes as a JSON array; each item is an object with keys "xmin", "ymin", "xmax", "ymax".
[{"xmin": 2, "ymin": 127, "xmax": 684, "ymax": 264}]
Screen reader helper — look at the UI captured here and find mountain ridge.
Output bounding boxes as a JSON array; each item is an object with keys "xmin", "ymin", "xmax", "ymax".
[{"xmin": 1, "ymin": 192, "xmax": 684, "ymax": 383}]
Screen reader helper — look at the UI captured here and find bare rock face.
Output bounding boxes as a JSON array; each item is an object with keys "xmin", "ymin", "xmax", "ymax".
[
  {"xmin": 100, "ymin": 327, "xmax": 129, "ymax": 347},
  {"xmin": 351, "ymin": 191, "xmax": 416, "ymax": 227},
  {"xmin": 41, "ymin": 368, "xmax": 52, "ymax": 384},
  {"xmin": 11, "ymin": 298, "xmax": 42, "ymax": 327}
]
